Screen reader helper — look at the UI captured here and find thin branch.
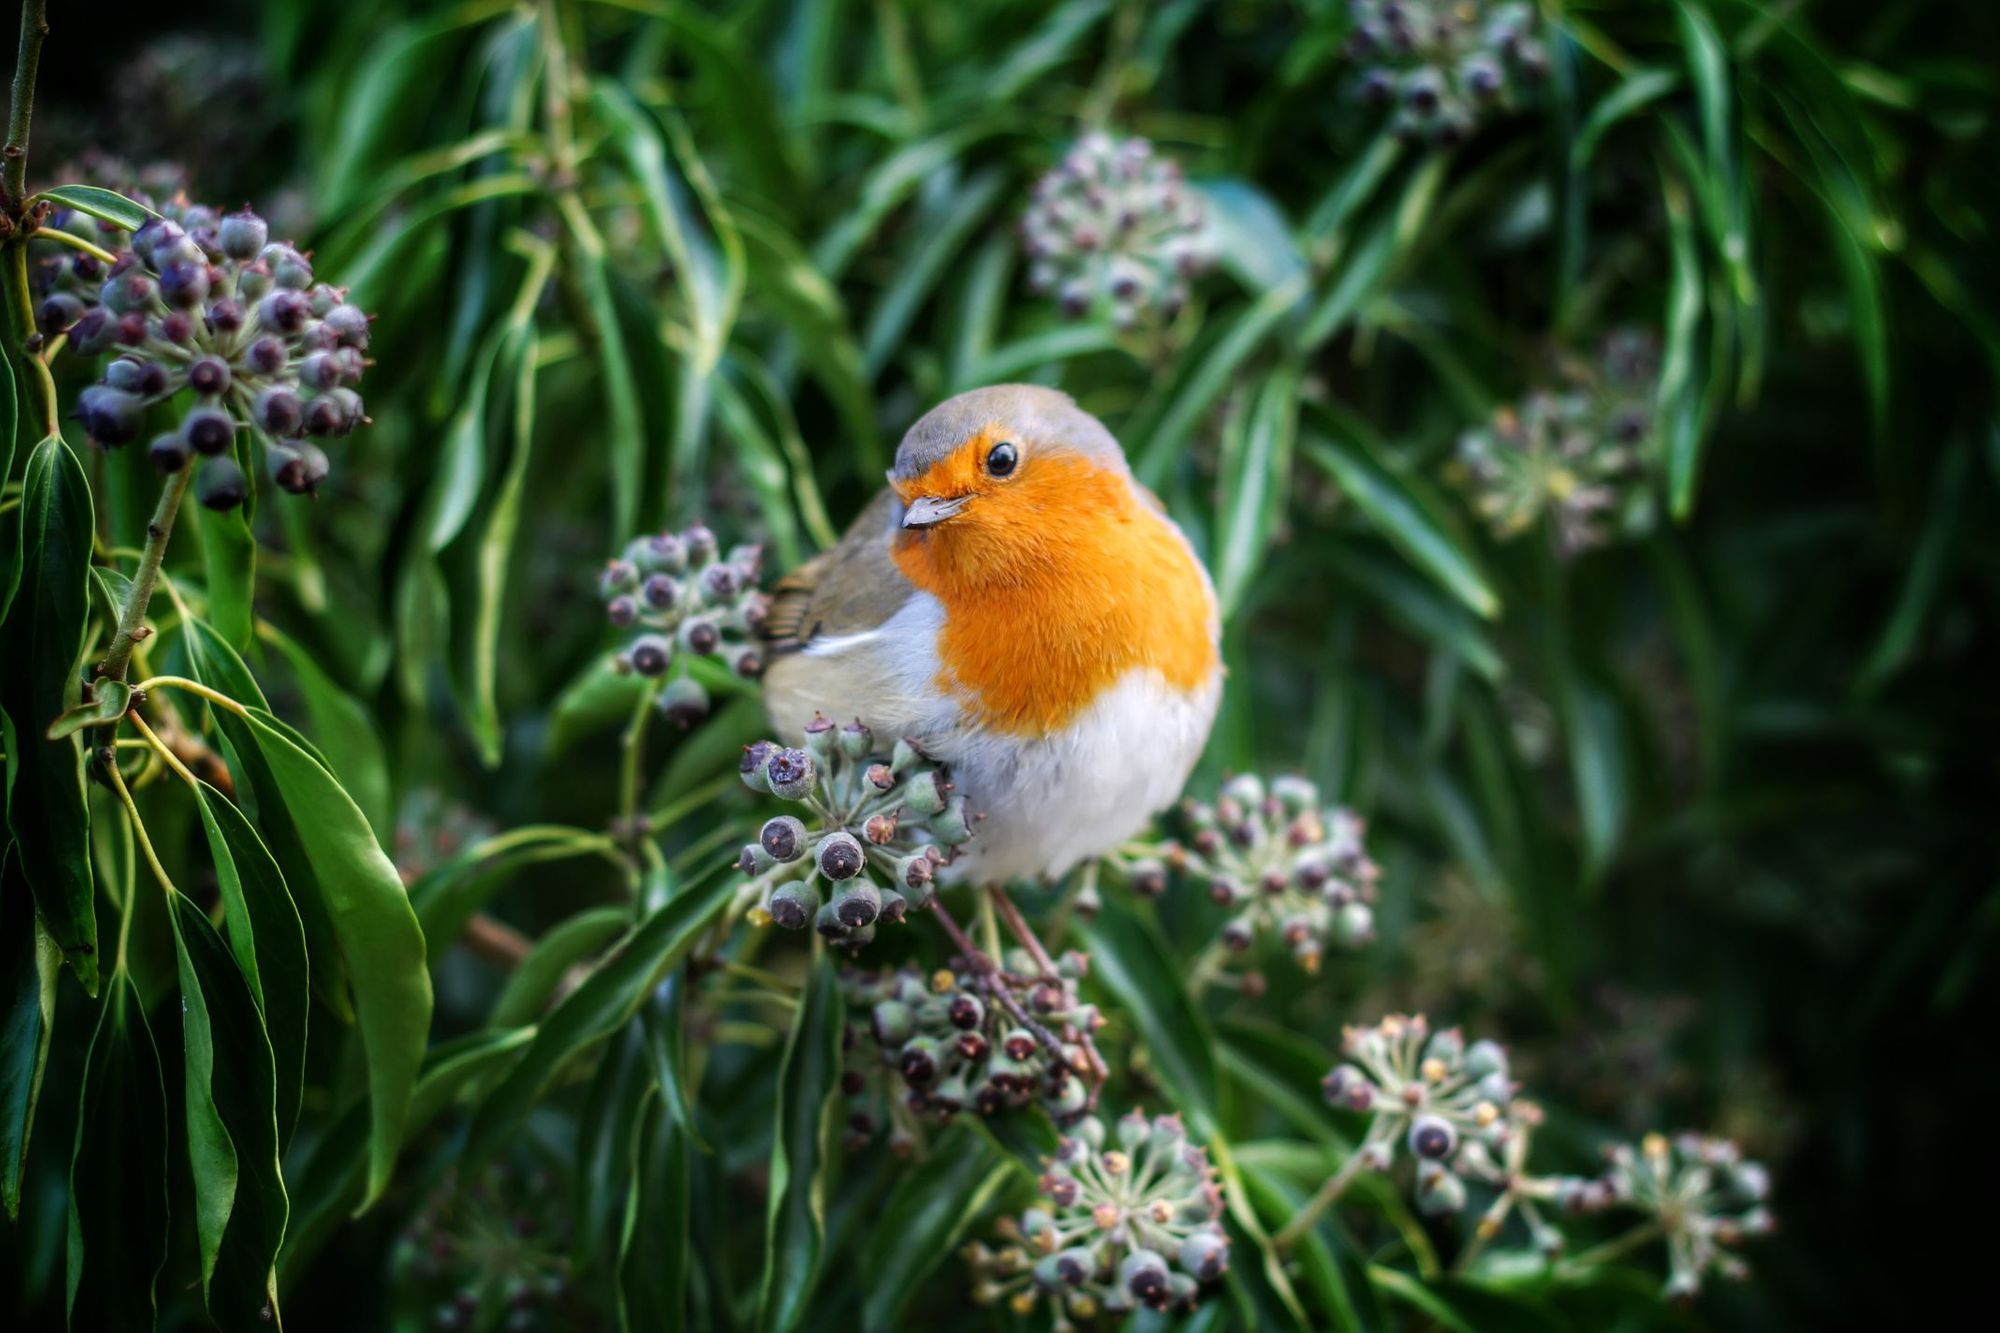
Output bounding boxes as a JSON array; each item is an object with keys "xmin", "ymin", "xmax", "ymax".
[
  {"xmin": 3, "ymin": 0, "xmax": 48, "ymax": 211},
  {"xmin": 98, "ymin": 468, "xmax": 196, "ymax": 684}
]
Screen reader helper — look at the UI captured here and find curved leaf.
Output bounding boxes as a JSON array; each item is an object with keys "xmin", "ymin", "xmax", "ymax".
[
  {"xmin": 461, "ymin": 876, "xmax": 733, "ymax": 1175},
  {"xmin": 169, "ymin": 891, "xmax": 287, "ymax": 1325},
  {"xmin": 1, "ymin": 858, "xmax": 59, "ymax": 1219},
  {"xmin": 757, "ymin": 954, "xmax": 842, "ymax": 1333},
  {"xmin": 861, "ymin": 1125, "xmax": 1010, "ymax": 1331},
  {"xmin": 240, "ymin": 707, "xmax": 431, "ymax": 1208},
  {"xmin": 194, "ymin": 781, "xmax": 310, "ymax": 1145},
  {"xmin": 1, "ymin": 435, "xmax": 97, "ymax": 992},
  {"xmin": 34, "ymin": 184, "xmax": 159, "ymax": 232},
  {"xmin": 66, "ymin": 973, "xmax": 169, "ymax": 1329}
]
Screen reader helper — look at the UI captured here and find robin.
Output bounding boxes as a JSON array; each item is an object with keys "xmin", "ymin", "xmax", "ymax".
[{"xmin": 760, "ymin": 385, "xmax": 1222, "ymax": 885}]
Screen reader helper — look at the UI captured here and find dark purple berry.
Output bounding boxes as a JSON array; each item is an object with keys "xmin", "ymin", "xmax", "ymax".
[
  {"xmin": 218, "ymin": 210, "xmax": 268, "ymax": 261},
  {"xmin": 197, "ymin": 456, "xmax": 249, "ymax": 510},
  {"xmin": 77, "ymin": 385, "xmax": 142, "ymax": 444},
  {"xmin": 184, "ymin": 406, "xmax": 236, "ymax": 456},
  {"xmin": 253, "ymin": 386, "xmax": 302, "ymax": 436},
  {"xmin": 188, "ymin": 356, "xmax": 231, "ymax": 397},
  {"xmin": 37, "ymin": 292, "xmax": 83, "ymax": 334}
]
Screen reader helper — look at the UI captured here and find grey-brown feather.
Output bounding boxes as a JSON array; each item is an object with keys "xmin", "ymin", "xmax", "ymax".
[
  {"xmin": 890, "ymin": 384, "xmax": 1126, "ymax": 482},
  {"xmin": 758, "ymin": 489, "xmax": 913, "ymax": 654}
]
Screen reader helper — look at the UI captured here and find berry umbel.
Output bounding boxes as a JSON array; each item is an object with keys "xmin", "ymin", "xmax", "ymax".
[
  {"xmin": 1151, "ymin": 772, "xmax": 1383, "ymax": 974},
  {"xmin": 1020, "ymin": 133, "xmax": 1211, "ymax": 329},
  {"xmin": 734, "ymin": 718, "xmax": 973, "ymax": 947},
  {"xmin": 599, "ymin": 523, "xmax": 768, "ymax": 728},
  {"xmin": 965, "ymin": 1110, "xmax": 1230, "ymax": 1323},
  {"xmin": 39, "ymin": 191, "xmax": 370, "ymax": 508},
  {"xmin": 838, "ymin": 956, "xmax": 1102, "ymax": 1152},
  {"xmin": 1344, "ymin": 0, "xmax": 1549, "ymax": 144},
  {"xmin": 1455, "ymin": 328, "xmax": 1663, "ymax": 555}
]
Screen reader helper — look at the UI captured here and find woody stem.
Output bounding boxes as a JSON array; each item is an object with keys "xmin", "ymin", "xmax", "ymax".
[
  {"xmin": 987, "ymin": 883, "xmax": 1059, "ymax": 977},
  {"xmin": 98, "ymin": 468, "xmax": 195, "ymax": 684}
]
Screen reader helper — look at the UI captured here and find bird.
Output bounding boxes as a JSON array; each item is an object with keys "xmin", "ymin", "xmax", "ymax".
[{"xmin": 759, "ymin": 384, "xmax": 1222, "ymax": 886}]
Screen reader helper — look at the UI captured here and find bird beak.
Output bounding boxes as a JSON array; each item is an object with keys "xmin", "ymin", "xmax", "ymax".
[{"xmin": 901, "ymin": 494, "xmax": 970, "ymax": 529}]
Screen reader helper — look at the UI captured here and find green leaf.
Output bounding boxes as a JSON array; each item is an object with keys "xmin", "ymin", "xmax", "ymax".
[
  {"xmin": 1301, "ymin": 429, "xmax": 1499, "ymax": 619},
  {"xmin": 461, "ymin": 876, "xmax": 733, "ymax": 1174},
  {"xmin": 1079, "ymin": 899, "xmax": 1309, "ymax": 1327},
  {"xmin": 862, "ymin": 167, "xmax": 1008, "ymax": 377},
  {"xmin": 488, "ymin": 905, "xmax": 629, "ymax": 1029},
  {"xmin": 1078, "ymin": 896, "xmax": 1219, "ymax": 1120},
  {"xmin": 239, "ymin": 707, "xmax": 431, "ymax": 1208},
  {"xmin": 190, "ymin": 498, "xmax": 257, "ymax": 650},
  {"xmin": 183, "ymin": 618, "xmax": 353, "ymax": 1023},
  {"xmin": 168, "ymin": 891, "xmax": 288, "ymax": 1325},
  {"xmin": 1657, "ymin": 167, "xmax": 1708, "ymax": 518},
  {"xmin": 757, "ymin": 954, "xmax": 842, "ymax": 1333},
  {"xmin": 575, "ymin": 1022, "xmax": 657, "ymax": 1272},
  {"xmin": 66, "ymin": 973, "xmax": 169, "ymax": 1329},
  {"xmin": 1, "ymin": 434, "xmax": 97, "ymax": 992},
  {"xmin": 193, "ymin": 781, "xmax": 310, "ymax": 1145},
  {"xmin": 256, "ymin": 624, "xmax": 393, "ymax": 841},
  {"xmin": 1199, "ymin": 178, "xmax": 1310, "ymax": 296},
  {"xmin": 592, "ymin": 83, "xmax": 744, "ymax": 376},
  {"xmin": 1, "ymin": 858, "xmax": 59, "ymax": 1219},
  {"xmin": 34, "ymin": 184, "xmax": 159, "ymax": 232},
  {"xmin": 561, "ymin": 208, "xmax": 648, "ymax": 537},
  {"xmin": 861, "ymin": 1125, "xmax": 1011, "ymax": 1331},
  {"xmin": 43, "ymin": 680, "xmax": 130, "ymax": 740},
  {"xmin": 617, "ymin": 1089, "xmax": 690, "ymax": 1331},
  {"xmin": 1135, "ymin": 276, "xmax": 1309, "ymax": 489},
  {"xmin": 462, "ymin": 322, "xmax": 541, "ymax": 766},
  {"xmin": 1215, "ymin": 363, "xmax": 1302, "ymax": 620},
  {"xmin": 280, "ymin": 1026, "xmax": 533, "ymax": 1282}
]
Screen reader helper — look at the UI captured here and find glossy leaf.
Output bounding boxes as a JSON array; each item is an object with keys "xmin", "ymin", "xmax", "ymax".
[
  {"xmin": 860, "ymin": 1126, "xmax": 1010, "ymax": 1331},
  {"xmin": 34, "ymin": 183, "xmax": 159, "ymax": 232},
  {"xmin": 757, "ymin": 954, "xmax": 842, "ymax": 1333},
  {"xmin": 193, "ymin": 781, "xmax": 310, "ymax": 1144},
  {"xmin": 66, "ymin": 973, "xmax": 169, "ymax": 1329},
  {"xmin": 461, "ymin": 875, "xmax": 733, "ymax": 1174},
  {"xmin": 1, "ymin": 859, "xmax": 59, "ymax": 1219},
  {"xmin": 239, "ymin": 706, "xmax": 431, "ymax": 1207},
  {"xmin": 1, "ymin": 435, "xmax": 97, "ymax": 992},
  {"xmin": 168, "ymin": 890, "xmax": 287, "ymax": 1324}
]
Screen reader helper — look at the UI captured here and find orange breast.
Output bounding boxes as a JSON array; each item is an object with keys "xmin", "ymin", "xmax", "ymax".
[{"xmin": 892, "ymin": 454, "xmax": 1218, "ymax": 737}]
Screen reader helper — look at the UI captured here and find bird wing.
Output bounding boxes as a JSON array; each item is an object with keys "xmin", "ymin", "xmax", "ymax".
[{"xmin": 759, "ymin": 488, "xmax": 914, "ymax": 654}]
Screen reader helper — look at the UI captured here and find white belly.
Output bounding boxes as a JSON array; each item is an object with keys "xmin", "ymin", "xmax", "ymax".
[{"xmin": 765, "ymin": 591, "xmax": 1220, "ymax": 884}]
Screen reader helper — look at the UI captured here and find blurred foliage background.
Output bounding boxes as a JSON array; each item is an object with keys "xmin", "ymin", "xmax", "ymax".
[{"xmin": 6, "ymin": 0, "xmax": 1996, "ymax": 1329}]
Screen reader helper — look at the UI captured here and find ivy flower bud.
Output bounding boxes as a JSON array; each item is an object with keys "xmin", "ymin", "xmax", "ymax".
[
  {"xmin": 839, "ymin": 718, "xmax": 873, "ymax": 760},
  {"xmin": 1179, "ymin": 1230, "xmax": 1228, "ymax": 1281},
  {"xmin": 739, "ymin": 741, "xmax": 777, "ymax": 793},
  {"xmin": 1409, "ymin": 1115, "xmax": 1457, "ymax": 1160},
  {"xmin": 187, "ymin": 354, "xmax": 230, "ymax": 397},
  {"xmin": 831, "ymin": 881, "xmax": 881, "ymax": 929},
  {"xmin": 678, "ymin": 616, "xmax": 721, "ymax": 656},
  {"xmin": 148, "ymin": 431, "xmax": 190, "ymax": 473},
  {"xmin": 900, "ymin": 769, "xmax": 948, "ymax": 816}
]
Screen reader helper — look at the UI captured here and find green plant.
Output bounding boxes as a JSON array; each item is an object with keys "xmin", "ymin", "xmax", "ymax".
[{"xmin": 3, "ymin": 1, "xmax": 1993, "ymax": 1329}]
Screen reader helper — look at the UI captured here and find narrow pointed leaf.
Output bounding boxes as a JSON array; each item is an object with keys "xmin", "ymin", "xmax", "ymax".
[
  {"xmin": 67, "ymin": 973, "xmax": 169, "ymax": 1329},
  {"xmin": 1, "ymin": 435, "xmax": 97, "ymax": 992},
  {"xmin": 757, "ymin": 955, "xmax": 842, "ymax": 1333},
  {"xmin": 239, "ymin": 707, "xmax": 431, "ymax": 1208}
]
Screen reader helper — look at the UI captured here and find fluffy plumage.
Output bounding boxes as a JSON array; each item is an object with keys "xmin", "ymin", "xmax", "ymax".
[{"xmin": 761, "ymin": 385, "xmax": 1221, "ymax": 883}]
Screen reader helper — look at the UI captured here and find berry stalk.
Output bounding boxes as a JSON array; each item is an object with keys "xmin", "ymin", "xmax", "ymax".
[
  {"xmin": 2, "ymin": 0, "xmax": 46, "ymax": 213},
  {"xmin": 96, "ymin": 466, "xmax": 194, "ymax": 683}
]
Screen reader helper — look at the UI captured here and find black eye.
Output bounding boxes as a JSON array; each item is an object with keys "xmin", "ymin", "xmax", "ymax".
[{"xmin": 986, "ymin": 442, "xmax": 1019, "ymax": 477}]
